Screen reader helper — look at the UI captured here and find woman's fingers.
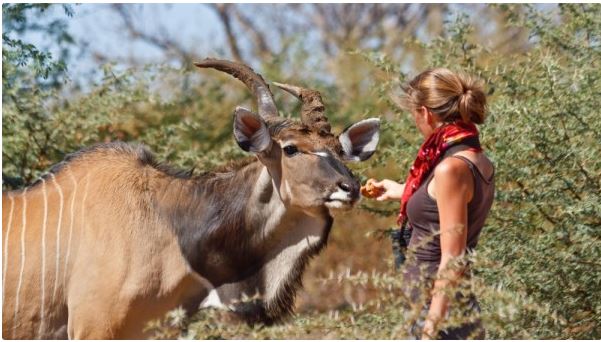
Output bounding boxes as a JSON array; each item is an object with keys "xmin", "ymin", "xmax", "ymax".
[
  {"xmin": 362, "ymin": 178, "xmax": 392, "ymax": 200},
  {"xmin": 376, "ymin": 193, "xmax": 389, "ymax": 201}
]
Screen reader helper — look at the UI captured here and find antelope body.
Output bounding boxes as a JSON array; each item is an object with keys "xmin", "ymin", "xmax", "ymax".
[{"xmin": 2, "ymin": 59, "xmax": 380, "ymax": 339}]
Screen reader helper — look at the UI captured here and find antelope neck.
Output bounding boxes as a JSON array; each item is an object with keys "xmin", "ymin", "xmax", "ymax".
[{"xmin": 164, "ymin": 161, "xmax": 331, "ymax": 287}]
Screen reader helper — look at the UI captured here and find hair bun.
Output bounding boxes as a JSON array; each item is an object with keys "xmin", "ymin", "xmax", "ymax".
[{"xmin": 458, "ymin": 75, "xmax": 486, "ymax": 124}]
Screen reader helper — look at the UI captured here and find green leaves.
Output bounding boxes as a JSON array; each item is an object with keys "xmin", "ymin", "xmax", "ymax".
[{"xmin": 2, "ymin": 4, "xmax": 73, "ymax": 84}]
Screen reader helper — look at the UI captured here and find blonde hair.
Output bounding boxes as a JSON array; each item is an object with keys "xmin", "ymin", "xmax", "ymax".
[{"xmin": 402, "ymin": 68, "xmax": 487, "ymax": 124}]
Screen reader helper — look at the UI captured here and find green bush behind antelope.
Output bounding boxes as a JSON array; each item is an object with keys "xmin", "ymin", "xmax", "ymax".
[{"xmin": 3, "ymin": 4, "xmax": 600, "ymax": 339}]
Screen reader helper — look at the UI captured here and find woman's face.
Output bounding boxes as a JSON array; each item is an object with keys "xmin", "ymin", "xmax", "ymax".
[{"xmin": 411, "ymin": 106, "xmax": 437, "ymax": 138}]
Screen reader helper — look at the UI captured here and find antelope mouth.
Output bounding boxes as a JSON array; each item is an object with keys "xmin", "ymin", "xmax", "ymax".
[
  {"xmin": 325, "ymin": 198, "xmax": 354, "ymax": 209},
  {"xmin": 324, "ymin": 197, "xmax": 356, "ymax": 209},
  {"xmin": 324, "ymin": 186, "xmax": 359, "ymax": 209}
]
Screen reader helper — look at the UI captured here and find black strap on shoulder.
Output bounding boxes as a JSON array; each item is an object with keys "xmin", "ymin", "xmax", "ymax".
[{"xmin": 442, "ymin": 136, "xmax": 481, "ymax": 158}]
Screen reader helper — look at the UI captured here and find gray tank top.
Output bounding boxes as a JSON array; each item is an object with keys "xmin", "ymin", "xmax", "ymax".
[
  {"xmin": 400, "ymin": 145, "xmax": 495, "ymax": 302},
  {"xmin": 406, "ymin": 146, "xmax": 495, "ymax": 263}
]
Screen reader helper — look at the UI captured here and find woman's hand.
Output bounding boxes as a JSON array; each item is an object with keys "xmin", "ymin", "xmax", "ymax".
[
  {"xmin": 370, "ymin": 179, "xmax": 405, "ymax": 201},
  {"xmin": 421, "ymin": 315, "xmax": 440, "ymax": 340}
]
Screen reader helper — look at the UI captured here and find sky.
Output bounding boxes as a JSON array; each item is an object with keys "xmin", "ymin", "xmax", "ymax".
[
  {"xmin": 18, "ymin": 4, "xmax": 228, "ymax": 86},
  {"xmin": 12, "ymin": 3, "xmax": 559, "ymax": 90}
]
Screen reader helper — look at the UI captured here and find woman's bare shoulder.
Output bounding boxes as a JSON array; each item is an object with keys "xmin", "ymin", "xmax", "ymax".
[
  {"xmin": 451, "ymin": 150, "xmax": 494, "ymax": 180},
  {"xmin": 434, "ymin": 157, "xmax": 473, "ymax": 182}
]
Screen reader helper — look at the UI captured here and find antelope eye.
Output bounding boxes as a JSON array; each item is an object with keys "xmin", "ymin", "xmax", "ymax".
[{"xmin": 283, "ymin": 145, "xmax": 299, "ymax": 156}]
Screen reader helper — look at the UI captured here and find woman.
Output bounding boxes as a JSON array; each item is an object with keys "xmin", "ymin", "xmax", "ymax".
[{"xmin": 368, "ymin": 68, "xmax": 495, "ymax": 339}]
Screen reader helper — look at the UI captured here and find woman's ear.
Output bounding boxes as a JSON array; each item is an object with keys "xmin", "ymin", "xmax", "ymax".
[{"xmin": 421, "ymin": 106, "xmax": 435, "ymax": 125}]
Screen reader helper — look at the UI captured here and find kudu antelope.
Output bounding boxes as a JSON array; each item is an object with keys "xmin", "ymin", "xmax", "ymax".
[{"xmin": 2, "ymin": 59, "xmax": 380, "ymax": 339}]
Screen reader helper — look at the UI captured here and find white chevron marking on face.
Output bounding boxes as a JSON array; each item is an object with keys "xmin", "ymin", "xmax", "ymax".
[{"xmin": 311, "ymin": 151, "xmax": 330, "ymax": 158}]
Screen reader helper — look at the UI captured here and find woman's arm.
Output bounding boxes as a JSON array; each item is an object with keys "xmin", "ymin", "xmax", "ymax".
[{"xmin": 422, "ymin": 158, "xmax": 474, "ymax": 339}]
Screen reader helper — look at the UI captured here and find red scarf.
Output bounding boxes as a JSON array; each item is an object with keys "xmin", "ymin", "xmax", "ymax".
[{"xmin": 397, "ymin": 121, "xmax": 482, "ymax": 225}]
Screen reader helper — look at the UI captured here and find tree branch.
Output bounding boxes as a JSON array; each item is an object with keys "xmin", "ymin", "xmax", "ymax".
[
  {"xmin": 231, "ymin": 5, "xmax": 274, "ymax": 60},
  {"xmin": 209, "ymin": 4, "xmax": 244, "ymax": 63},
  {"xmin": 111, "ymin": 4, "xmax": 195, "ymax": 67}
]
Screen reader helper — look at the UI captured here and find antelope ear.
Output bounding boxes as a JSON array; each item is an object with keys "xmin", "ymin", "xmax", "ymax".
[
  {"xmin": 233, "ymin": 107, "xmax": 272, "ymax": 153},
  {"xmin": 338, "ymin": 118, "xmax": 380, "ymax": 162}
]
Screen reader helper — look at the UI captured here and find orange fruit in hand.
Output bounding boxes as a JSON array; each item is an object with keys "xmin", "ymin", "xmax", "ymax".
[{"xmin": 361, "ymin": 179, "xmax": 385, "ymax": 198}]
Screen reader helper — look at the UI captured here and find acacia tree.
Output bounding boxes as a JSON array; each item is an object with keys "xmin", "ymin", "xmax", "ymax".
[{"xmin": 2, "ymin": 4, "xmax": 75, "ymax": 186}]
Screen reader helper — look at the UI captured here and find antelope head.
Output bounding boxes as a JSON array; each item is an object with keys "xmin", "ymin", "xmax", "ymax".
[{"xmin": 195, "ymin": 59, "xmax": 380, "ymax": 215}]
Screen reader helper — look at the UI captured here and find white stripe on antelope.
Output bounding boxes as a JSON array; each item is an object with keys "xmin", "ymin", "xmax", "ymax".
[
  {"xmin": 50, "ymin": 173, "xmax": 64, "ymax": 302},
  {"xmin": 1, "ymin": 59, "xmax": 381, "ymax": 339},
  {"xmin": 2, "ymin": 193, "xmax": 15, "ymax": 303},
  {"xmin": 38, "ymin": 179, "xmax": 48, "ymax": 338},
  {"xmin": 63, "ymin": 168, "xmax": 77, "ymax": 287},
  {"xmin": 13, "ymin": 188, "xmax": 28, "ymax": 339}
]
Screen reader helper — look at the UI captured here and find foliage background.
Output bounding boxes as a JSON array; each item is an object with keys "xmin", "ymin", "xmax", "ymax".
[{"xmin": 2, "ymin": 3, "xmax": 600, "ymax": 339}]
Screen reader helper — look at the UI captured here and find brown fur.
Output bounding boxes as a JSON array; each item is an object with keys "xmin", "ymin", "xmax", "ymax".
[{"xmin": 1, "ymin": 139, "xmax": 343, "ymax": 339}]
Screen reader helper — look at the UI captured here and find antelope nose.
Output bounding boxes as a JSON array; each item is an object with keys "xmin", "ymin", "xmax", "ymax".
[
  {"xmin": 337, "ymin": 181, "xmax": 360, "ymax": 199},
  {"xmin": 337, "ymin": 181, "xmax": 352, "ymax": 193}
]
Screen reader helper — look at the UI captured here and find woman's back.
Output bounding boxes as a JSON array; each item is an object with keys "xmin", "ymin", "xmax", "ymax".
[{"xmin": 406, "ymin": 145, "xmax": 495, "ymax": 263}]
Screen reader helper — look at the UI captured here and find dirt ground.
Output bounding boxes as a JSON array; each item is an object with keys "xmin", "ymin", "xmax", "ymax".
[{"xmin": 295, "ymin": 208, "xmax": 395, "ymax": 313}]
